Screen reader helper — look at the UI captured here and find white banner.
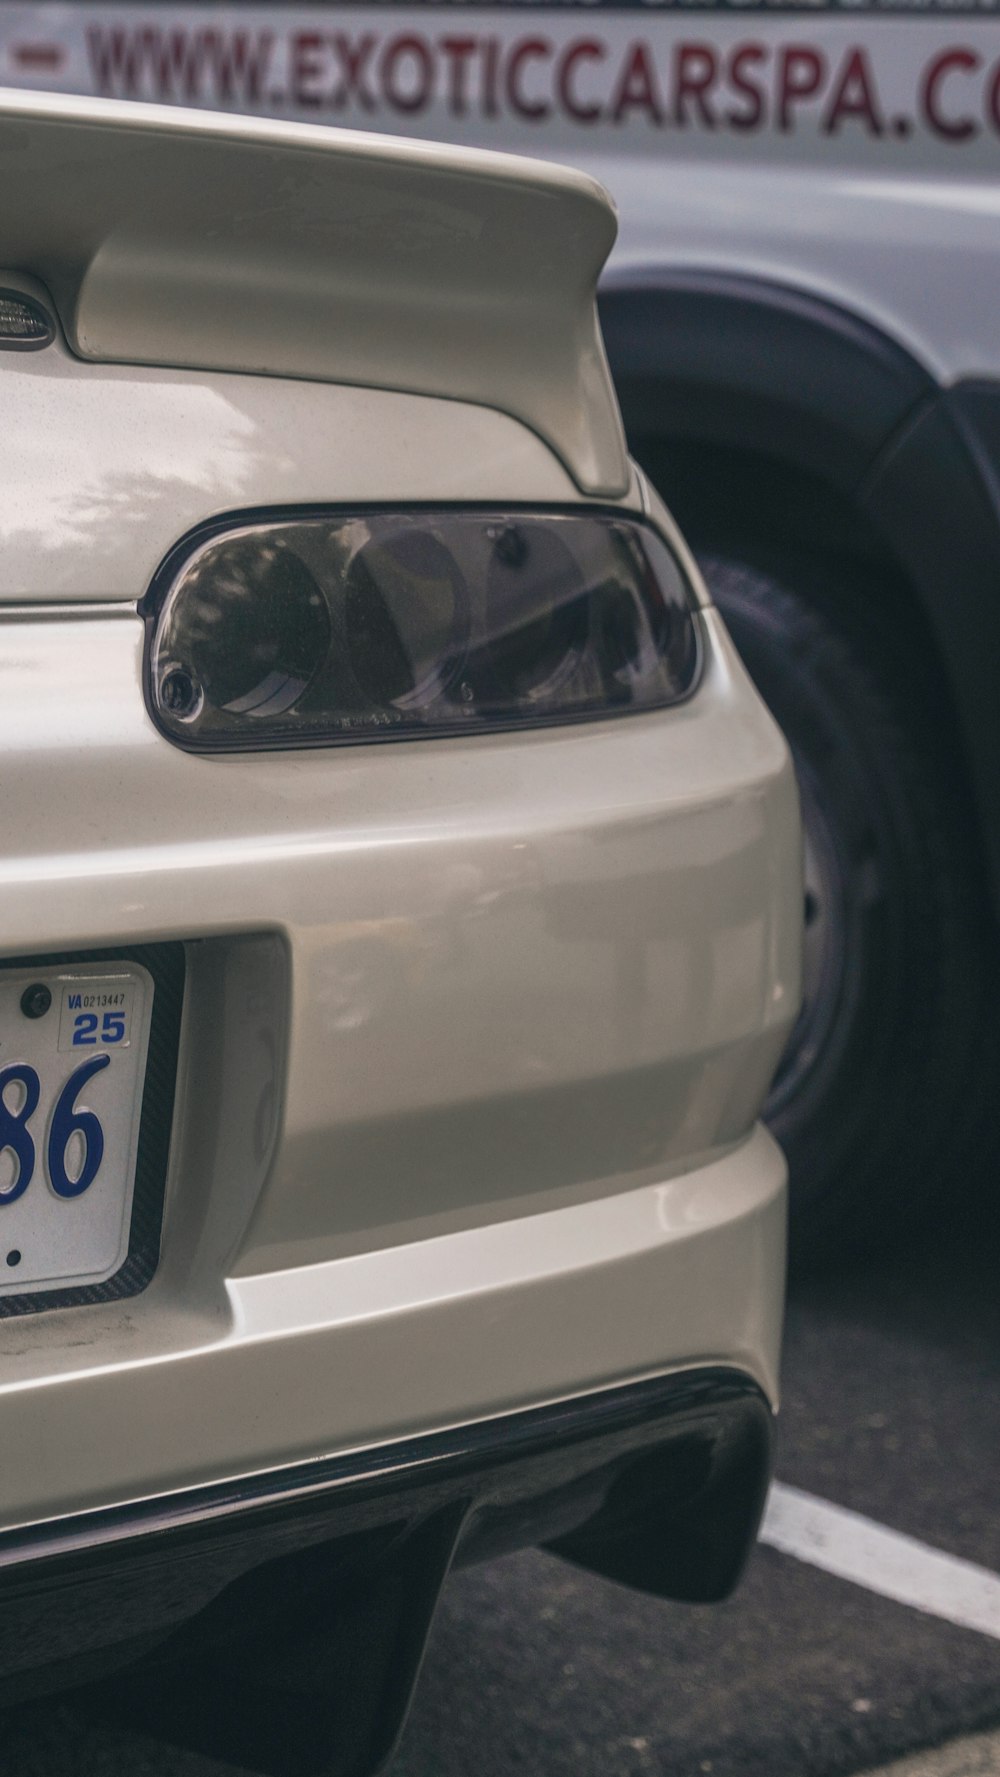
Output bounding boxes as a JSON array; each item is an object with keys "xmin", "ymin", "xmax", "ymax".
[{"xmin": 3, "ymin": 2, "xmax": 1000, "ymax": 163}]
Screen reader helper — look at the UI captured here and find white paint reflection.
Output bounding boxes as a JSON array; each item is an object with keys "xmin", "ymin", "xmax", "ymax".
[{"xmin": 0, "ymin": 360, "xmax": 261, "ymax": 577}]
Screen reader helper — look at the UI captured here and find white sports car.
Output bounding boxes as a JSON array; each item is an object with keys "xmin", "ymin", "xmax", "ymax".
[{"xmin": 0, "ymin": 91, "xmax": 799, "ymax": 1776}]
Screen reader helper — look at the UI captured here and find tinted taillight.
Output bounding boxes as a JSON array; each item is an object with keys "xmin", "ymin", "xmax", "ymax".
[{"xmin": 145, "ymin": 510, "xmax": 701, "ymax": 751}]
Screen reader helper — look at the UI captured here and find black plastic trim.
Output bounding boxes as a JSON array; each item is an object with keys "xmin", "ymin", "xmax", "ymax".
[
  {"xmin": 598, "ymin": 268, "xmax": 933, "ymax": 493},
  {"xmin": 0, "ymin": 944, "xmax": 184, "ymax": 1317},
  {"xmin": 0, "ymin": 1365, "xmax": 769, "ymax": 1576},
  {"xmin": 0, "ymin": 1367, "xmax": 770, "ymax": 1772},
  {"xmin": 861, "ymin": 382, "xmax": 1000, "ymax": 909}
]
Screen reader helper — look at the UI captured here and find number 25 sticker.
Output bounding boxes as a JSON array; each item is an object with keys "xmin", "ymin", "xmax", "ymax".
[{"xmin": 72, "ymin": 1012, "xmax": 126, "ymax": 1046}]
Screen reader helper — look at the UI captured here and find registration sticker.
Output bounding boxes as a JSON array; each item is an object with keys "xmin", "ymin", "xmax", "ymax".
[{"xmin": 58, "ymin": 981, "xmax": 136, "ymax": 1053}]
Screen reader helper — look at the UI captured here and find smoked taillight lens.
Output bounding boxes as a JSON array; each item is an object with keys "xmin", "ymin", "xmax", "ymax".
[{"xmin": 144, "ymin": 510, "xmax": 701, "ymax": 751}]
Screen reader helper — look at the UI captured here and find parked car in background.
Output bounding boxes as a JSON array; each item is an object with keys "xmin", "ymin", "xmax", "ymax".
[
  {"xmin": 0, "ymin": 92, "xmax": 798, "ymax": 1776},
  {"xmin": 9, "ymin": 0, "xmax": 993, "ymax": 1261}
]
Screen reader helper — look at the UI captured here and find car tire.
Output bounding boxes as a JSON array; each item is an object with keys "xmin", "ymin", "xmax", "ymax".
[{"xmin": 700, "ymin": 554, "xmax": 996, "ymax": 1270}]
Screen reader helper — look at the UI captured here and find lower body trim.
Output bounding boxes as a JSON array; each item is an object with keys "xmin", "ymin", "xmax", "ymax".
[{"xmin": 1, "ymin": 1367, "xmax": 772, "ymax": 1776}]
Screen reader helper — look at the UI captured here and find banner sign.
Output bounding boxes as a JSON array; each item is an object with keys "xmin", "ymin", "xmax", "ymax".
[{"xmin": 3, "ymin": 3, "xmax": 1000, "ymax": 151}]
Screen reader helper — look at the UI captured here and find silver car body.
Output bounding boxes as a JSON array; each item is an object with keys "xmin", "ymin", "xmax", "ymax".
[{"xmin": 0, "ymin": 94, "xmax": 798, "ymax": 1752}]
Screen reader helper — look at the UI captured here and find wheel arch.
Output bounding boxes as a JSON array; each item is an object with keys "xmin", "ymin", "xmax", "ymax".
[{"xmin": 598, "ymin": 268, "xmax": 1000, "ymax": 920}]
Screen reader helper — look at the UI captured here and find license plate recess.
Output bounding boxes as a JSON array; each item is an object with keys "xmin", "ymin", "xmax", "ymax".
[{"xmin": 0, "ymin": 946, "xmax": 184, "ymax": 1316}]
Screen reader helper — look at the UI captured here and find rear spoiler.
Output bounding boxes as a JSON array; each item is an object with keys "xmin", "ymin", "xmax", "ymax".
[{"xmin": 0, "ymin": 90, "xmax": 628, "ymax": 497}]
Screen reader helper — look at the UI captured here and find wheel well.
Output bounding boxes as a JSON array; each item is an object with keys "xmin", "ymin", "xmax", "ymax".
[
  {"xmin": 634, "ymin": 436, "xmax": 884, "ymax": 571},
  {"xmin": 600, "ymin": 265, "xmax": 1000, "ymax": 920},
  {"xmin": 633, "ymin": 432, "xmax": 988, "ymax": 890}
]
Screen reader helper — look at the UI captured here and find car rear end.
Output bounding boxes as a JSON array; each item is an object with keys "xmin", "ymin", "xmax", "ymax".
[{"xmin": 0, "ymin": 93, "xmax": 800, "ymax": 1776}]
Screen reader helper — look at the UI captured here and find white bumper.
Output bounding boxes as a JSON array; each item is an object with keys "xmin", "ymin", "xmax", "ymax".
[{"xmin": 0, "ymin": 603, "xmax": 798, "ymax": 1531}]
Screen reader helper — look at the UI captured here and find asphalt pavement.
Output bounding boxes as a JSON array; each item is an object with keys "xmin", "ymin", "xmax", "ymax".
[{"xmin": 4, "ymin": 1209, "xmax": 1000, "ymax": 1777}]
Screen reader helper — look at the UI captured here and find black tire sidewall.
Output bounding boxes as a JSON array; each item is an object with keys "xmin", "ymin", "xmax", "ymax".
[{"xmin": 703, "ymin": 556, "xmax": 988, "ymax": 1262}]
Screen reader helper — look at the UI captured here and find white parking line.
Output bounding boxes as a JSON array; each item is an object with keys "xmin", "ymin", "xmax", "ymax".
[{"xmin": 760, "ymin": 1483, "xmax": 1000, "ymax": 1641}]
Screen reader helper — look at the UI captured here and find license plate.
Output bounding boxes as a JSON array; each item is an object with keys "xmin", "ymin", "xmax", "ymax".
[{"xmin": 0, "ymin": 963, "xmax": 154, "ymax": 1297}]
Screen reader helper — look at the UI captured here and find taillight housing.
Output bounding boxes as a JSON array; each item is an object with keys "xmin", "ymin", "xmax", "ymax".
[{"xmin": 143, "ymin": 509, "xmax": 702, "ymax": 751}]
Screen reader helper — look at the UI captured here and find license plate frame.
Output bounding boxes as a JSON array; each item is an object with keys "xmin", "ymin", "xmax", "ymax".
[{"xmin": 0, "ymin": 945, "xmax": 184, "ymax": 1317}]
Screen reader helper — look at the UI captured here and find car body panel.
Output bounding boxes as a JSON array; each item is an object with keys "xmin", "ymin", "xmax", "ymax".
[
  {"xmin": 0, "ymin": 105, "xmax": 798, "ymax": 1735},
  {"xmin": 0, "ymin": 1126, "xmax": 785, "ymax": 1533},
  {"xmin": 597, "ymin": 159, "xmax": 1000, "ymax": 392},
  {"xmin": 0, "ymin": 87, "xmax": 628, "ymax": 495},
  {"xmin": 0, "ymin": 580, "xmax": 797, "ymax": 1528},
  {"xmin": 0, "ymin": 319, "xmax": 587, "ymax": 604},
  {"xmin": 0, "ymin": 576, "xmax": 798, "ymax": 1526}
]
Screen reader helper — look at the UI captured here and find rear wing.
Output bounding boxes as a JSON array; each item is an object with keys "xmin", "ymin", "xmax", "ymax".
[{"xmin": 0, "ymin": 90, "xmax": 628, "ymax": 496}]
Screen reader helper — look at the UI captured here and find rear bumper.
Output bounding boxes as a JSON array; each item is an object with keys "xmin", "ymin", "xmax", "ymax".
[
  {"xmin": 0, "ymin": 1122, "xmax": 786, "ymax": 1535},
  {"xmin": 0, "ymin": 601, "xmax": 796, "ymax": 1526},
  {"xmin": 0, "ymin": 1364, "xmax": 772, "ymax": 1772}
]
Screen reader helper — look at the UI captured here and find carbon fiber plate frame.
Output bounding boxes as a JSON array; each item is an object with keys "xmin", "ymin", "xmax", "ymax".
[{"xmin": 0, "ymin": 943, "xmax": 184, "ymax": 1318}]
